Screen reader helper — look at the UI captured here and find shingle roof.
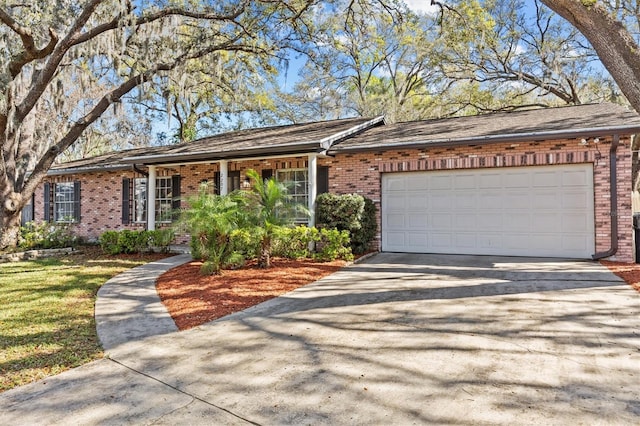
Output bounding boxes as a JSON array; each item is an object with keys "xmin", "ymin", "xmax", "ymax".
[
  {"xmin": 49, "ymin": 103, "xmax": 640, "ymax": 175},
  {"xmin": 123, "ymin": 116, "xmax": 382, "ymax": 165},
  {"xmin": 49, "ymin": 147, "xmax": 154, "ymax": 174},
  {"xmin": 330, "ymin": 103, "xmax": 640, "ymax": 152}
]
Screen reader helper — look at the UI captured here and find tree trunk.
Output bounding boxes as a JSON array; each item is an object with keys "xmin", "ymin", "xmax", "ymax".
[
  {"xmin": 540, "ymin": 0, "xmax": 640, "ymax": 114},
  {"xmin": 258, "ymin": 235, "xmax": 271, "ymax": 268},
  {"xmin": 0, "ymin": 208, "xmax": 22, "ymax": 249}
]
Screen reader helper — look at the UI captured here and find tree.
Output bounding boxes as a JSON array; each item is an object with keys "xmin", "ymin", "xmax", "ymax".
[
  {"xmin": 0, "ymin": 0, "xmax": 310, "ymax": 249},
  {"xmin": 431, "ymin": 0, "xmax": 621, "ymax": 115},
  {"xmin": 538, "ymin": 0, "xmax": 640, "ymax": 114}
]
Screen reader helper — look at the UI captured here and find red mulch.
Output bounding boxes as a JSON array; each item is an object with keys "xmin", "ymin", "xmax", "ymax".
[
  {"xmin": 156, "ymin": 258, "xmax": 347, "ymax": 330},
  {"xmin": 600, "ymin": 260, "xmax": 640, "ymax": 293}
]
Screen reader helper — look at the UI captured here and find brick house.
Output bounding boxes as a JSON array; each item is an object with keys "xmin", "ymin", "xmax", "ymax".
[{"xmin": 30, "ymin": 103, "xmax": 640, "ymax": 262}]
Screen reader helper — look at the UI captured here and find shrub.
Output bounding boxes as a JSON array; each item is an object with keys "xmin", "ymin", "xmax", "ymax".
[
  {"xmin": 314, "ymin": 228, "xmax": 353, "ymax": 262},
  {"xmin": 117, "ymin": 230, "xmax": 150, "ymax": 254},
  {"xmin": 149, "ymin": 229, "xmax": 175, "ymax": 253},
  {"xmin": 351, "ymin": 197, "xmax": 377, "ymax": 254},
  {"xmin": 316, "ymin": 193, "xmax": 377, "ymax": 254},
  {"xmin": 19, "ymin": 221, "xmax": 78, "ymax": 250},
  {"xmin": 99, "ymin": 231, "xmax": 121, "ymax": 255},
  {"xmin": 99, "ymin": 229, "xmax": 164, "ymax": 255},
  {"xmin": 272, "ymin": 226, "xmax": 319, "ymax": 259}
]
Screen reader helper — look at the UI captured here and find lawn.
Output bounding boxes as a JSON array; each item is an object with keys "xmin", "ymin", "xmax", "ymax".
[{"xmin": 0, "ymin": 247, "xmax": 167, "ymax": 392}]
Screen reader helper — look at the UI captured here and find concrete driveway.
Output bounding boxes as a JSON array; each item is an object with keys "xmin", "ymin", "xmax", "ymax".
[{"xmin": 2, "ymin": 253, "xmax": 640, "ymax": 424}]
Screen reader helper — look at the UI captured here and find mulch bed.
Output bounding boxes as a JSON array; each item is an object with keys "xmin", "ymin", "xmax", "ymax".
[
  {"xmin": 156, "ymin": 258, "xmax": 347, "ymax": 330},
  {"xmin": 600, "ymin": 260, "xmax": 640, "ymax": 293}
]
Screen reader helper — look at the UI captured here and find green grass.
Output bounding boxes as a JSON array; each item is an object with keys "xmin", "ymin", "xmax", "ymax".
[{"xmin": 0, "ymin": 248, "xmax": 166, "ymax": 392}]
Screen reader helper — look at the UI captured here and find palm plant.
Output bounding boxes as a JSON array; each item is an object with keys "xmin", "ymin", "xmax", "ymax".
[
  {"xmin": 244, "ymin": 169, "xmax": 305, "ymax": 268},
  {"xmin": 181, "ymin": 183, "xmax": 248, "ymax": 274}
]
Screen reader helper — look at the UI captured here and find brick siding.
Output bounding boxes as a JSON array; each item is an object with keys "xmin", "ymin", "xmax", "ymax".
[{"xmin": 34, "ymin": 135, "xmax": 634, "ymax": 262}]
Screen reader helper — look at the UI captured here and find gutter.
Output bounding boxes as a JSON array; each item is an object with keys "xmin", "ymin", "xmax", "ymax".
[
  {"xmin": 132, "ymin": 164, "xmax": 148, "ymax": 177},
  {"xmin": 592, "ymin": 134, "xmax": 620, "ymax": 260},
  {"xmin": 122, "ymin": 142, "xmax": 322, "ymax": 165}
]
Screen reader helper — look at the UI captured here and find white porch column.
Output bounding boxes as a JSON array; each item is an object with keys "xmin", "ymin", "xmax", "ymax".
[
  {"xmin": 147, "ymin": 165, "xmax": 156, "ymax": 231},
  {"xmin": 219, "ymin": 160, "xmax": 229, "ymax": 195},
  {"xmin": 308, "ymin": 154, "xmax": 317, "ymax": 227}
]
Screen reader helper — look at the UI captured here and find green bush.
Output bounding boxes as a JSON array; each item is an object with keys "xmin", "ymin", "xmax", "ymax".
[
  {"xmin": 316, "ymin": 193, "xmax": 377, "ymax": 254},
  {"xmin": 99, "ymin": 229, "xmax": 167, "ymax": 255},
  {"xmin": 99, "ymin": 231, "xmax": 121, "ymax": 255},
  {"xmin": 272, "ymin": 226, "xmax": 319, "ymax": 259},
  {"xmin": 19, "ymin": 221, "xmax": 79, "ymax": 250},
  {"xmin": 352, "ymin": 197, "xmax": 377, "ymax": 254},
  {"xmin": 117, "ymin": 230, "xmax": 150, "ymax": 254},
  {"xmin": 314, "ymin": 228, "xmax": 353, "ymax": 262},
  {"xmin": 149, "ymin": 229, "xmax": 175, "ymax": 253}
]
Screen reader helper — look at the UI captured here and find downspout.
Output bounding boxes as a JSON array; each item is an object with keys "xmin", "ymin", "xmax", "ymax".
[
  {"xmin": 592, "ymin": 134, "xmax": 620, "ymax": 260},
  {"xmin": 132, "ymin": 164, "xmax": 148, "ymax": 177}
]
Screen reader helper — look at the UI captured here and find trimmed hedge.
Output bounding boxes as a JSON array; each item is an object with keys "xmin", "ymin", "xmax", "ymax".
[
  {"xmin": 99, "ymin": 229, "xmax": 175, "ymax": 255},
  {"xmin": 316, "ymin": 193, "xmax": 377, "ymax": 254}
]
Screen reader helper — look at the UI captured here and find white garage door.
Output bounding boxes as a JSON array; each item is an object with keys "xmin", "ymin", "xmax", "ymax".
[{"xmin": 381, "ymin": 164, "xmax": 595, "ymax": 258}]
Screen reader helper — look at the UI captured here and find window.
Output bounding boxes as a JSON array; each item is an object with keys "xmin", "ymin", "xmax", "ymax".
[
  {"xmin": 276, "ymin": 169, "xmax": 308, "ymax": 222},
  {"xmin": 53, "ymin": 182, "xmax": 80, "ymax": 223},
  {"xmin": 132, "ymin": 177, "xmax": 174, "ymax": 223}
]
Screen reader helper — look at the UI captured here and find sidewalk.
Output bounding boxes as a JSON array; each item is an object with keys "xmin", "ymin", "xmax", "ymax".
[{"xmin": 95, "ymin": 254, "xmax": 190, "ymax": 351}]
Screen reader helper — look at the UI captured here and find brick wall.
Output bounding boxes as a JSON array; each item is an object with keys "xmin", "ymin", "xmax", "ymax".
[
  {"xmin": 34, "ymin": 135, "xmax": 634, "ymax": 262},
  {"xmin": 322, "ymin": 135, "xmax": 633, "ymax": 262}
]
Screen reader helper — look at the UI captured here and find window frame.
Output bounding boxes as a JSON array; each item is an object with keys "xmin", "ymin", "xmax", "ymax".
[
  {"xmin": 53, "ymin": 182, "xmax": 77, "ymax": 223},
  {"xmin": 276, "ymin": 168, "xmax": 309, "ymax": 223},
  {"xmin": 132, "ymin": 177, "xmax": 174, "ymax": 224}
]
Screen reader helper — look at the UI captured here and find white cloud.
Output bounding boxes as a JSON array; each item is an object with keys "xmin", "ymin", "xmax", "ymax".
[{"xmin": 403, "ymin": 0, "xmax": 440, "ymax": 15}]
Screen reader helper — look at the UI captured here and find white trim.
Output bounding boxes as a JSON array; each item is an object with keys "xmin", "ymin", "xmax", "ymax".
[
  {"xmin": 219, "ymin": 160, "xmax": 228, "ymax": 195},
  {"xmin": 318, "ymin": 116, "xmax": 385, "ymax": 149},
  {"xmin": 308, "ymin": 154, "xmax": 317, "ymax": 227},
  {"xmin": 147, "ymin": 166, "xmax": 156, "ymax": 231},
  {"xmin": 140, "ymin": 152, "xmax": 328, "ymax": 169}
]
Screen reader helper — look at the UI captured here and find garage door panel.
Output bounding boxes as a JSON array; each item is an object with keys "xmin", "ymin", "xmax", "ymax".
[
  {"xmin": 504, "ymin": 172, "xmax": 530, "ymax": 188},
  {"xmin": 563, "ymin": 169, "xmax": 590, "ymax": 186},
  {"xmin": 454, "ymin": 174, "xmax": 477, "ymax": 189},
  {"xmin": 533, "ymin": 171, "xmax": 559, "ymax": 187},
  {"xmin": 430, "ymin": 175, "xmax": 453, "ymax": 190},
  {"xmin": 431, "ymin": 233, "xmax": 453, "ymax": 248},
  {"xmin": 382, "ymin": 164, "xmax": 594, "ymax": 258},
  {"xmin": 455, "ymin": 194, "xmax": 476, "ymax": 209},
  {"xmin": 432, "ymin": 214, "xmax": 452, "ymax": 229},
  {"xmin": 406, "ymin": 176, "xmax": 428, "ymax": 191},
  {"xmin": 562, "ymin": 192, "xmax": 590, "ymax": 209},
  {"xmin": 479, "ymin": 173, "xmax": 502, "ymax": 189},
  {"xmin": 386, "ymin": 214, "xmax": 405, "ymax": 228},
  {"xmin": 504, "ymin": 192, "xmax": 530, "ymax": 209},
  {"xmin": 408, "ymin": 214, "xmax": 428, "ymax": 228}
]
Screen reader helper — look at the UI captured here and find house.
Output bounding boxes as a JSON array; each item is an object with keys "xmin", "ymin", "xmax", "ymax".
[{"xmin": 33, "ymin": 103, "xmax": 640, "ymax": 262}]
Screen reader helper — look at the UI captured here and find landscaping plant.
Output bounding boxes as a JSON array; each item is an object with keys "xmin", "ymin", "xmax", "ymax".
[
  {"xmin": 316, "ymin": 193, "xmax": 377, "ymax": 254},
  {"xmin": 181, "ymin": 184, "xmax": 249, "ymax": 275},
  {"xmin": 243, "ymin": 169, "xmax": 306, "ymax": 268}
]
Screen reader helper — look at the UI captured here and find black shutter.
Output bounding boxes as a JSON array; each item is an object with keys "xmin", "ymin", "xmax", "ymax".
[
  {"xmin": 122, "ymin": 178, "xmax": 130, "ymax": 224},
  {"xmin": 43, "ymin": 182, "xmax": 51, "ymax": 222},
  {"xmin": 261, "ymin": 169, "xmax": 273, "ymax": 182},
  {"xmin": 73, "ymin": 181, "xmax": 81, "ymax": 222},
  {"xmin": 214, "ymin": 171, "xmax": 221, "ymax": 195},
  {"xmin": 171, "ymin": 175, "xmax": 181, "ymax": 221},
  {"xmin": 229, "ymin": 171, "xmax": 240, "ymax": 191},
  {"xmin": 317, "ymin": 166, "xmax": 329, "ymax": 195}
]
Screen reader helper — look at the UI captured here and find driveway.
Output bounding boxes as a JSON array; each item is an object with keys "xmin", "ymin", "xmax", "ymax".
[{"xmin": 2, "ymin": 253, "xmax": 640, "ymax": 424}]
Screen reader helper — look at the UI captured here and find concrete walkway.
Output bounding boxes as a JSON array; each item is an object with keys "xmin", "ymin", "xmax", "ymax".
[
  {"xmin": 95, "ymin": 254, "xmax": 190, "ymax": 350},
  {"xmin": 2, "ymin": 253, "xmax": 640, "ymax": 425}
]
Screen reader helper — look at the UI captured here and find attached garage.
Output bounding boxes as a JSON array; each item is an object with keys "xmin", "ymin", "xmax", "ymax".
[{"xmin": 381, "ymin": 164, "xmax": 595, "ymax": 258}]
